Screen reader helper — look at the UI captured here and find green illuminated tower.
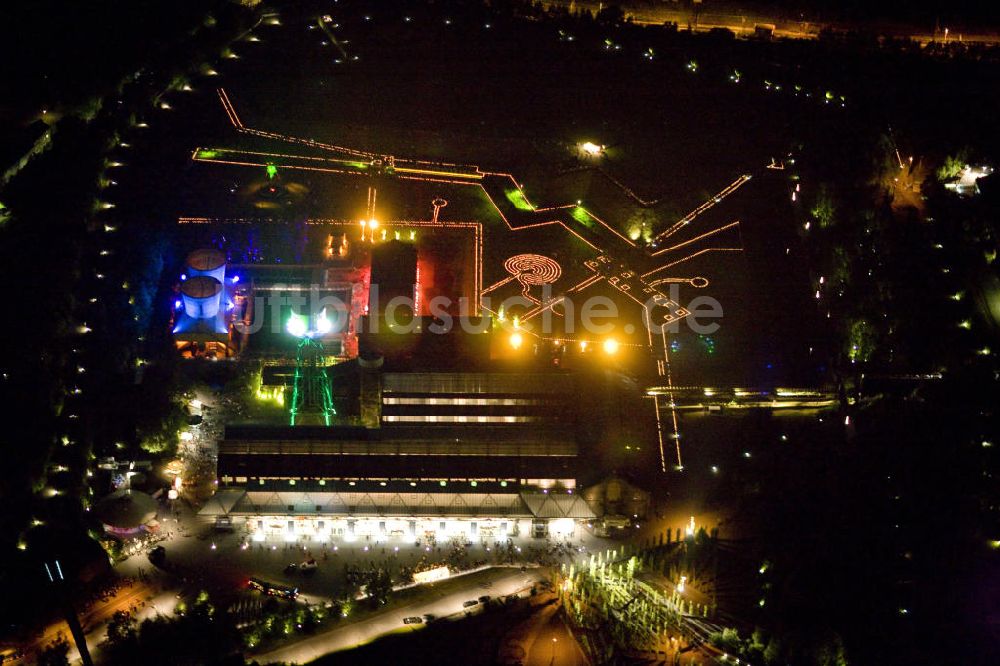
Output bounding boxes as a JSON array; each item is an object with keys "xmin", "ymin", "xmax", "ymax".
[{"xmin": 288, "ymin": 338, "xmax": 335, "ymax": 426}]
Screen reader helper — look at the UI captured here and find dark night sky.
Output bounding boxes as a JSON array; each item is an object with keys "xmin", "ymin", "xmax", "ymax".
[{"xmin": 720, "ymin": 0, "xmax": 1000, "ymax": 26}]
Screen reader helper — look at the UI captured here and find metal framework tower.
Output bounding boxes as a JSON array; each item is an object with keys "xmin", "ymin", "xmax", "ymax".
[{"xmin": 288, "ymin": 338, "xmax": 335, "ymax": 426}]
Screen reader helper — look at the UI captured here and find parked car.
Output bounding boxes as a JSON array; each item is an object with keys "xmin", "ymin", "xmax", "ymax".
[
  {"xmin": 478, "ymin": 595, "xmax": 491, "ymax": 603},
  {"xmin": 284, "ymin": 563, "xmax": 298, "ymax": 575},
  {"xmin": 403, "ymin": 616, "xmax": 423, "ymax": 625},
  {"xmin": 462, "ymin": 599, "xmax": 479, "ymax": 608},
  {"xmin": 214, "ymin": 516, "xmax": 234, "ymax": 532},
  {"xmin": 300, "ymin": 558, "xmax": 318, "ymax": 571}
]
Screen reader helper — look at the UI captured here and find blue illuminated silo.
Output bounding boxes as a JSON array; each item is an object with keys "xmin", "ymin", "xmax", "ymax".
[
  {"xmin": 185, "ymin": 248, "xmax": 226, "ymax": 284},
  {"xmin": 180, "ymin": 276, "xmax": 223, "ymax": 319}
]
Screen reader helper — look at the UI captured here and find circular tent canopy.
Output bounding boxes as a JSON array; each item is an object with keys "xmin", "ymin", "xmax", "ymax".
[{"xmin": 93, "ymin": 489, "xmax": 157, "ymax": 529}]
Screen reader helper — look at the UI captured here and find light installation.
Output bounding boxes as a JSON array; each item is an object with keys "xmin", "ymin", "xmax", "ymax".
[
  {"xmin": 196, "ymin": 89, "xmax": 759, "ymax": 474},
  {"xmin": 482, "ymin": 254, "xmax": 562, "ymax": 305},
  {"xmin": 285, "ymin": 308, "xmax": 333, "ymax": 338},
  {"xmin": 286, "ymin": 311, "xmax": 336, "ymax": 426}
]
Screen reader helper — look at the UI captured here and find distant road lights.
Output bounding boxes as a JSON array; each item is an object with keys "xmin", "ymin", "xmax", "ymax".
[
  {"xmin": 603, "ymin": 338, "xmax": 619, "ymax": 355},
  {"xmin": 579, "ymin": 340, "xmax": 588, "ymax": 352},
  {"xmin": 677, "ymin": 575, "xmax": 687, "ymax": 594},
  {"xmin": 509, "ymin": 332, "xmax": 523, "ymax": 350}
]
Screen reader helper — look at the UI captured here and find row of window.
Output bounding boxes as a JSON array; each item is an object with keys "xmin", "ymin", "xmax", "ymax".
[{"xmin": 383, "ymin": 397, "xmax": 543, "ymax": 405}]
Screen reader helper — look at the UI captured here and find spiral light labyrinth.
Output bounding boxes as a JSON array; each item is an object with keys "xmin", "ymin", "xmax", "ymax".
[{"xmin": 504, "ymin": 254, "xmax": 562, "ymax": 303}]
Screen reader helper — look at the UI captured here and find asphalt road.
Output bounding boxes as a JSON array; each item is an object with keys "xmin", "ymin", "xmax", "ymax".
[
  {"xmin": 525, "ymin": 611, "xmax": 588, "ymax": 666},
  {"xmin": 257, "ymin": 567, "xmax": 545, "ymax": 665}
]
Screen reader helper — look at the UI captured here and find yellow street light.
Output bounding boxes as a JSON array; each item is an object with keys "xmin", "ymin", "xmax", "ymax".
[
  {"xmin": 509, "ymin": 332, "xmax": 523, "ymax": 350},
  {"xmin": 603, "ymin": 338, "xmax": 619, "ymax": 355}
]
